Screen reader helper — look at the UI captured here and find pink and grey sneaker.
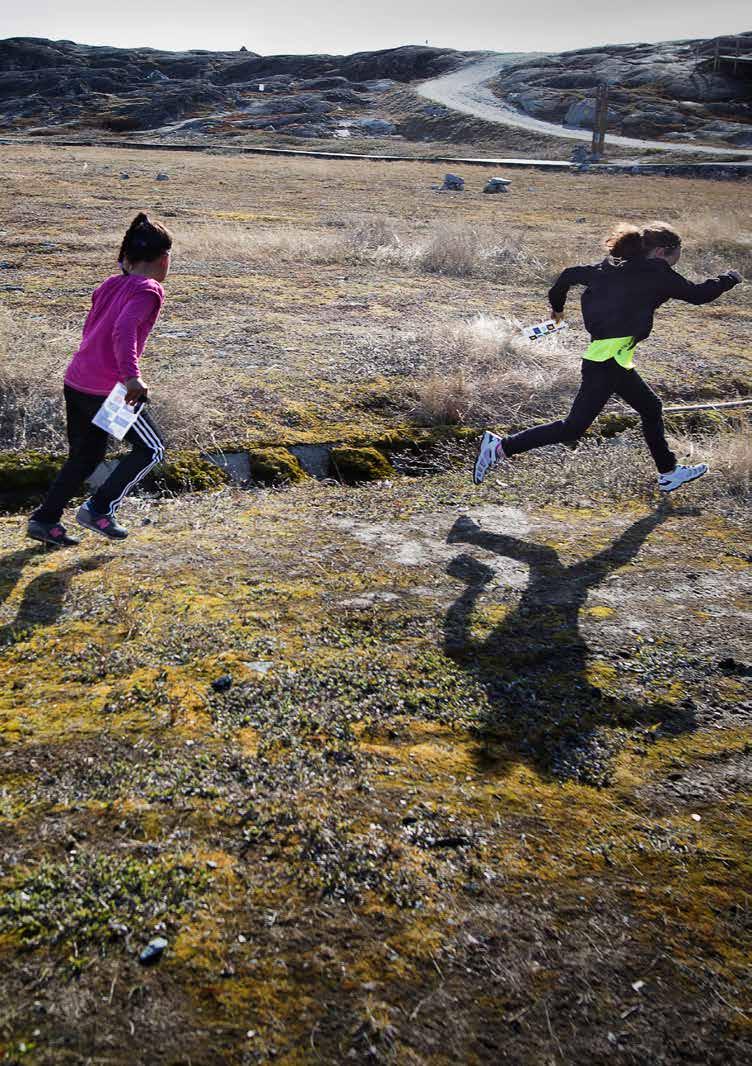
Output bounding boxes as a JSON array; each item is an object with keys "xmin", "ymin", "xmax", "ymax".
[
  {"xmin": 76, "ymin": 501, "xmax": 129, "ymax": 540},
  {"xmin": 27, "ymin": 519, "xmax": 80, "ymax": 547},
  {"xmin": 473, "ymin": 430, "xmax": 506, "ymax": 485},
  {"xmin": 658, "ymin": 463, "xmax": 708, "ymax": 494}
]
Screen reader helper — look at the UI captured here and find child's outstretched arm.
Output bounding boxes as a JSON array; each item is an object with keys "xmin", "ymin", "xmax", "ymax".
[
  {"xmin": 663, "ymin": 266, "xmax": 742, "ymax": 305},
  {"xmin": 547, "ymin": 265, "xmax": 595, "ymax": 320}
]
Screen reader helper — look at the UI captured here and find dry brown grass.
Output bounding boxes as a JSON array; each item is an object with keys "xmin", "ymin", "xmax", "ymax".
[
  {"xmin": 681, "ymin": 207, "xmax": 752, "ymax": 276},
  {"xmin": 0, "ymin": 145, "xmax": 749, "ymax": 460},
  {"xmin": 671, "ymin": 419, "xmax": 752, "ymax": 498},
  {"xmin": 0, "ymin": 307, "xmax": 72, "ymax": 449},
  {"xmin": 170, "ymin": 215, "xmax": 565, "ymax": 282},
  {"xmin": 408, "ymin": 313, "xmax": 580, "ymax": 425}
]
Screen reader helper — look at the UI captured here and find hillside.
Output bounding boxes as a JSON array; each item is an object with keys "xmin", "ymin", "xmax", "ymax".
[
  {"xmin": 0, "ymin": 38, "xmax": 462, "ymax": 140},
  {"xmin": 492, "ymin": 32, "xmax": 752, "ymax": 148},
  {"xmin": 1, "ymin": 33, "xmax": 751, "ymax": 153}
]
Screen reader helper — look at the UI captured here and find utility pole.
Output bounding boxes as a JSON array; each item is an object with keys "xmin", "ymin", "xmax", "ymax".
[{"xmin": 591, "ymin": 83, "xmax": 608, "ymax": 160}]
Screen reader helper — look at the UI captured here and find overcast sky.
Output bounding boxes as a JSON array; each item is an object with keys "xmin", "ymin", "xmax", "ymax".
[{"xmin": 1, "ymin": 1, "xmax": 749, "ymax": 55}]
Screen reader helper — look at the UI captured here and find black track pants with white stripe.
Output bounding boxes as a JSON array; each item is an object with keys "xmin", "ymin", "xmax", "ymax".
[{"xmin": 32, "ymin": 384, "xmax": 165, "ymax": 524}]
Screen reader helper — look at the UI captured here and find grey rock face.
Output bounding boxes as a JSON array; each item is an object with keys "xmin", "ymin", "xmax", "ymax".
[
  {"xmin": 0, "ymin": 38, "xmax": 457, "ymax": 134},
  {"xmin": 493, "ymin": 32, "xmax": 752, "ymax": 143},
  {"xmin": 355, "ymin": 117, "xmax": 397, "ymax": 135},
  {"xmin": 564, "ymin": 99, "xmax": 620, "ymax": 128}
]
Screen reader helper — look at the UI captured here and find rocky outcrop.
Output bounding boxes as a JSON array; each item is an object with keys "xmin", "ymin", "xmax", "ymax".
[
  {"xmin": 495, "ymin": 32, "xmax": 752, "ymax": 145},
  {"xmin": 0, "ymin": 38, "xmax": 461, "ymax": 136}
]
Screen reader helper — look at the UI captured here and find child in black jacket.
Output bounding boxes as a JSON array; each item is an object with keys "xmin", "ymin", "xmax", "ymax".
[{"xmin": 473, "ymin": 221, "xmax": 742, "ymax": 493}]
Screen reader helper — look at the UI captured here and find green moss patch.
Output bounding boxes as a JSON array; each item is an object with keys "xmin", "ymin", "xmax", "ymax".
[
  {"xmin": 0, "ymin": 450, "xmax": 64, "ymax": 491},
  {"xmin": 331, "ymin": 445, "xmax": 393, "ymax": 483},
  {"xmin": 0, "ymin": 851, "xmax": 211, "ymax": 957},
  {"xmin": 247, "ymin": 447, "xmax": 306, "ymax": 485},
  {"xmin": 151, "ymin": 450, "xmax": 230, "ymax": 493}
]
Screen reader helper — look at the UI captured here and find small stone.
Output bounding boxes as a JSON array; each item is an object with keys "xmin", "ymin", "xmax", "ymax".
[
  {"xmin": 120, "ymin": 172, "xmax": 130, "ymax": 179},
  {"xmin": 156, "ymin": 173, "xmax": 170, "ymax": 181},
  {"xmin": 483, "ymin": 177, "xmax": 511, "ymax": 194},
  {"xmin": 632, "ymin": 979, "xmax": 645, "ymax": 992},
  {"xmin": 206, "ymin": 860, "xmax": 218, "ymax": 869},
  {"xmin": 242, "ymin": 660, "xmax": 274, "ymax": 676},
  {"xmin": 690, "ymin": 813, "xmax": 701, "ymax": 822},
  {"xmin": 211, "ymin": 674, "xmax": 233, "ymax": 692},
  {"xmin": 139, "ymin": 937, "xmax": 168, "ymax": 965},
  {"xmin": 441, "ymin": 172, "xmax": 465, "ymax": 191}
]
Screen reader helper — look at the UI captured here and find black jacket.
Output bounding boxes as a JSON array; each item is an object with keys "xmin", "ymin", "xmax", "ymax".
[{"xmin": 548, "ymin": 256, "xmax": 739, "ymax": 343}]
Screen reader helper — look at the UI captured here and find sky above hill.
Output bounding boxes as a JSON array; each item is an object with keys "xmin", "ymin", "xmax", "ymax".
[{"xmin": 1, "ymin": 0, "xmax": 749, "ymax": 55}]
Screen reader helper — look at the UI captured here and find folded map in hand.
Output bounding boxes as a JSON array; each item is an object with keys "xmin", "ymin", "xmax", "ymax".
[
  {"xmin": 523, "ymin": 319, "xmax": 568, "ymax": 341},
  {"xmin": 92, "ymin": 382, "xmax": 142, "ymax": 441}
]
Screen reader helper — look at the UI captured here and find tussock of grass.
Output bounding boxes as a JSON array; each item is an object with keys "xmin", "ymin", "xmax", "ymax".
[
  {"xmin": 671, "ymin": 419, "xmax": 752, "ymax": 498},
  {"xmin": 408, "ymin": 313, "xmax": 580, "ymax": 425},
  {"xmin": 0, "ymin": 307, "xmax": 72, "ymax": 449}
]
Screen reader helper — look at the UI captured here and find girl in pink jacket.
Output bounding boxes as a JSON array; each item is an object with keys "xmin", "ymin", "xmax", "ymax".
[{"xmin": 28, "ymin": 213, "xmax": 172, "ymax": 546}]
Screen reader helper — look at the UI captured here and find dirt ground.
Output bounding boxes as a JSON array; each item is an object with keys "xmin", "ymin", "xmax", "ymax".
[{"xmin": 0, "ymin": 145, "xmax": 751, "ymax": 1064}]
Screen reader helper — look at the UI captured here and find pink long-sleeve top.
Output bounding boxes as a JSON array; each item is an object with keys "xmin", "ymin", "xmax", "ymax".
[{"xmin": 64, "ymin": 274, "xmax": 164, "ymax": 396}]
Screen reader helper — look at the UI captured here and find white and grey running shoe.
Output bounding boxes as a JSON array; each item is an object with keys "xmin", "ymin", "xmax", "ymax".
[
  {"xmin": 473, "ymin": 431, "xmax": 505, "ymax": 485},
  {"xmin": 658, "ymin": 463, "xmax": 708, "ymax": 494}
]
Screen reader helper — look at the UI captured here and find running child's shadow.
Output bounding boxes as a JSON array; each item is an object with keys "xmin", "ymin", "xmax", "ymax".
[
  {"xmin": 0, "ymin": 551, "xmax": 108, "ymax": 648},
  {"xmin": 444, "ymin": 506, "xmax": 697, "ymax": 785}
]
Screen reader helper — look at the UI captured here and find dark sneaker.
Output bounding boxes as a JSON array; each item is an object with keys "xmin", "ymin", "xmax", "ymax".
[
  {"xmin": 76, "ymin": 501, "xmax": 129, "ymax": 540},
  {"xmin": 27, "ymin": 519, "xmax": 81, "ymax": 547}
]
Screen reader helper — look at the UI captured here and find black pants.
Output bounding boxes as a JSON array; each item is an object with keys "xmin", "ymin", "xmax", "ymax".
[
  {"xmin": 32, "ymin": 384, "xmax": 165, "ymax": 525},
  {"xmin": 502, "ymin": 359, "xmax": 676, "ymax": 474}
]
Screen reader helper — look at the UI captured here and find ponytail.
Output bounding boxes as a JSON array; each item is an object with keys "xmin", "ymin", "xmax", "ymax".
[
  {"xmin": 605, "ymin": 220, "xmax": 682, "ymax": 262},
  {"xmin": 605, "ymin": 223, "xmax": 644, "ymax": 261},
  {"xmin": 642, "ymin": 220, "xmax": 681, "ymax": 255},
  {"xmin": 119, "ymin": 212, "xmax": 173, "ymax": 270}
]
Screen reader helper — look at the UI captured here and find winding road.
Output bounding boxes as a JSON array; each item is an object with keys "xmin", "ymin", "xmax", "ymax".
[{"xmin": 419, "ymin": 53, "xmax": 752, "ymax": 158}]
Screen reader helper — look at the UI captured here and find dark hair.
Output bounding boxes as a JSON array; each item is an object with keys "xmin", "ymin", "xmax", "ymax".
[
  {"xmin": 605, "ymin": 223, "xmax": 644, "ymax": 260},
  {"xmin": 118, "ymin": 212, "xmax": 172, "ymax": 270},
  {"xmin": 642, "ymin": 220, "xmax": 681, "ymax": 254},
  {"xmin": 605, "ymin": 220, "xmax": 682, "ymax": 261}
]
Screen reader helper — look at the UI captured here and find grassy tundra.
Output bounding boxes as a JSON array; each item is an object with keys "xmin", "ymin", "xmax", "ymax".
[{"xmin": 0, "ymin": 145, "xmax": 751, "ymax": 1064}]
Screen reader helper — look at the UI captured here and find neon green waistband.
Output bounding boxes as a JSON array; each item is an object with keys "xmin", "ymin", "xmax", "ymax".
[{"xmin": 583, "ymin": 337, "xmax": 637, "ymax": 369}]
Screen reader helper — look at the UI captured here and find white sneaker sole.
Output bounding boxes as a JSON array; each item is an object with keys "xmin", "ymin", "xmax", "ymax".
[
  {"xmin": 659, "ymin": 466, "xmax": 708, "ymax": 493},
  {"xmin": 473, "ymin": 431, "xmax": 503, "ymax": 485}
]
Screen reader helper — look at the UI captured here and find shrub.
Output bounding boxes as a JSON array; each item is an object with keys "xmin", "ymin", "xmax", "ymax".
[
  {"xmin": 417, "ymin": 223, "xmax": 483, "ymax": 277},
  {"xmin": 0, "ymin": 307, "xmax": 71, "ymax": 450},
  {"xmin": 408, "ymin": 314, "xmax": 580, "ymax": 425}
]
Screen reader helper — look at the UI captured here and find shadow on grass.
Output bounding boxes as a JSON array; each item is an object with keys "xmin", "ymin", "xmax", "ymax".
[
  {"xmin": 444, "ymin": 506, "xmax": 697, "ymax": 785},
  {"xmin": 0, "ymin": 551, "xmax": 108, "ymax": 648}
]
